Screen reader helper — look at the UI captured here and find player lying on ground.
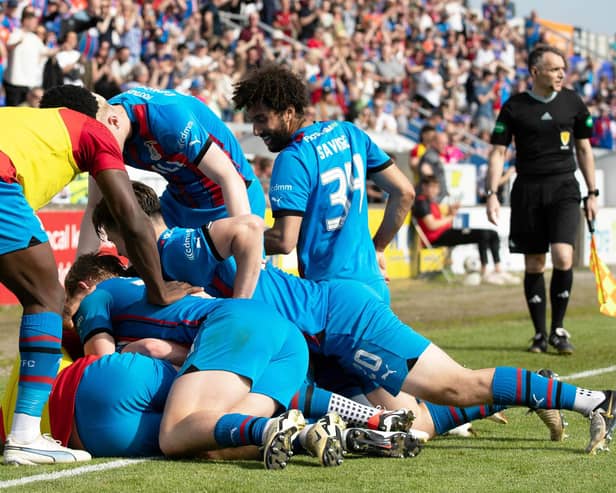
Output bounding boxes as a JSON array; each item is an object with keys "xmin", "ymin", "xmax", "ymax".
[
  {"xmin": 93, "ymin": 183, "xmax": 590, "ymax": 452},
  {"xmin": 64, "ymin": 254, "xmax": 430, "ymax": 466},
  {"xmin": 66, "ymin": 254, "xmax": 312, "ymax": 469},
  {"xmin": 86, "ymin": 183, "xmax": 576, "ymax": 450}
]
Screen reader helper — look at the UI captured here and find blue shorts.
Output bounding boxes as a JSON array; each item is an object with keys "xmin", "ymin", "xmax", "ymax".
[
  {"xmin": 319, "ymin": 280, "xmax": 431, "ymax": 395},
  {"xmin": 160, "ymin": 179, "xmax": 266, "ymax": 228},
  {"xmin": 74, "ymin": 352, "xmax": 177, "ymax": 457},
  {"xmin": 363, "ymin": 278, "xmax": 390, "ymax": 305},
  {"xmin": 0, "ymin": 181, "xmax": 48, "ymax": 255},
  {"xmin": 178, "ymin": 299, "xmax": 308, "ymax": 408}
]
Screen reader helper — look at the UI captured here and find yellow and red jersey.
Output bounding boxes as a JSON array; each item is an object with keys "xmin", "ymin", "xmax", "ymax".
[{"xmin": 0, "ymin": 107, "xmax": 126, "ymax": 211}]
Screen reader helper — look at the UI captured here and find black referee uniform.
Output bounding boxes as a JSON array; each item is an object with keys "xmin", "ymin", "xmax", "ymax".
[
  {"xmin": 491, "ymin": 88, "xmax": 593, "ymax": 253},
  {"xmin": 490, "ymin": 87, "xmax": 593, "ymax": 354}
]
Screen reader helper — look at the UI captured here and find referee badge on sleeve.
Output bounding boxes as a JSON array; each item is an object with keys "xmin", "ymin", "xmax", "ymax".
[{"xmin": 560, "ymin": 131, "xmax": 570, "ymax": 150}]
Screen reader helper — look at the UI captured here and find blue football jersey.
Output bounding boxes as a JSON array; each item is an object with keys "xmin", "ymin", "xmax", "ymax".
[
  {"xmin": 108, "ymin": 87, "xmax": 257, "ymax": 210},
  {"xmin": 268, "ymin": 121, "xmax": 392, "ymax": 286},
  {"xmin": 157, "ymin": 226, "xmax": 220, "ymax": 289},
  {"xmin": 210, "ymin": 262, "xmax": 328, "ymax": 336},
  {"xmin": 153, "ymin": 225, "xmax": 328, "ymax": 336},
  {"xmin": 74, "ymin": 276, "xmax": 220, "ymax": 345}
]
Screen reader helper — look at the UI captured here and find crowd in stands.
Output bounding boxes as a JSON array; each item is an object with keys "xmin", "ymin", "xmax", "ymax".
[{"xmin": 1, "ymin": 0, "xmax": 615, "ymax": 172}]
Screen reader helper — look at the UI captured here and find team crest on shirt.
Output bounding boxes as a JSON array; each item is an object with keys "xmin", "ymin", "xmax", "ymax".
[{"xmin": 560, "ymin": 131, "xmax": 570, "ymax": 149}]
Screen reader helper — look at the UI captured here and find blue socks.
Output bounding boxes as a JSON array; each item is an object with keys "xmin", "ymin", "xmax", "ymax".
[
  {"xmin": 491, "ymin": 367, "xmax": 576, "ymax": 409},
  {"xmin": 213, "ymin": 413, "xmax": 269, "ymax": 447},
  {"xmin": 16, "ymin": 313, "xmax": 62, "ymax": 417},
  {"xmin": 424, "ymin": 402, "xmax": 507, "ymax": 435},
  {"xmin": 290, "ymin": 383, "xmax": 332, "ymax": 419}
]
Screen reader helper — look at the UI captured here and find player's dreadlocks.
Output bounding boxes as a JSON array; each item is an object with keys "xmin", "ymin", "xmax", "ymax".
[
  {"xmin": 232, "ymin": 64, "xmax": 310, "ymax": 115},
  {"xmin": 40, "ymin": 85, "xmax": 99, "ymax": 118},
  {"xmin": 92, "ymin": 181, "xmax": 162, "ymax": 238}
]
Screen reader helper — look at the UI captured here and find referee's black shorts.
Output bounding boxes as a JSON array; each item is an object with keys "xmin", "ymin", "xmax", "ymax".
[{"xmin": 509, "ymin": 172, "xmax": 581, "ymax": 254}]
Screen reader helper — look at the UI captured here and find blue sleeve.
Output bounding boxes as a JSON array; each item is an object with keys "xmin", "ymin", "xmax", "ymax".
[
  {"xmin": 73, "ymin": 288, "xmax": 114, "ymax": 344},
  {"xmin": 348, "ymin": 124, "xmax": 392, "ymax": 173},
  {"xmin": 149, "ymin": 102, "xmax": 212, "ymax": 165},
  {"xmin": 269, "ymin": 151, "xmax": 311, "ymax": 214},
  {"xmin": 160, "ymin": 228, "xmax": 220, "ymax": 287}
]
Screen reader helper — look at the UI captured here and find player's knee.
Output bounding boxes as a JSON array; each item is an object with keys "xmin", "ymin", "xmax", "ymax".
[
  {"xmin": 242, "ymin": 214, "xmax": 265, "ymax": 233},
  {"xmin": 159, "ymin": 428, "xmax": 182, "ymax": 457}
]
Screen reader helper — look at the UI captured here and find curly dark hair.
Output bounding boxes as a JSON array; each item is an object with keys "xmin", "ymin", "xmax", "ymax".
[
  {"xmin": 92, "ymin": 181, "xmax": 162, "ymax": 237},
  {"xmin": 232, "ymin": 64, "xmax": 310, "ymax": 114},
  {"xmin": 40, "ymin": 85, "xmax": 99, "ymax": 118},
  {"xmin": 64, "ymin": 253, "xmax": 127, "ymax": 297}
]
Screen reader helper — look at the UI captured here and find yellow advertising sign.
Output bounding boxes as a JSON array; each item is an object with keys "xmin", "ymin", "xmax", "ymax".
[{"xmin": 265, "ymin": 207, "xmax": 412, "ymax": 279}]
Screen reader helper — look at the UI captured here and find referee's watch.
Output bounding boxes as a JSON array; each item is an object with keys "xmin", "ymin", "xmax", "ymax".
[
  {"xmin": 485, "ymin": 189, "xmax": 497, "ymax": 198},
  {"xmin": 587, "ymin": 189, "xmax": 600, "ymax": 197}
]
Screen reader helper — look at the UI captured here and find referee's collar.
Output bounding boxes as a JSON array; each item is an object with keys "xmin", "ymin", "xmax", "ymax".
[{"xmin": 526, "ymin": 90, "xmax": 558, "ymax": 104}]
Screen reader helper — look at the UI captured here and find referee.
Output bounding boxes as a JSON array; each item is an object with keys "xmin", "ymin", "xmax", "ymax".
[{"xmin": 486, "ymin": 44, "xmax": 598, "ymax": 355}]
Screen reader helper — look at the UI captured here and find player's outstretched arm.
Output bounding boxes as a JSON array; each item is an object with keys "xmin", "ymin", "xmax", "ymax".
[
  {"xmin": 208, "ymin": 214, "xmax": 265, "ymax": 298},
  {"xmin": 486, "ymin": 145, "xmax": 507, "ymax": 225},
  {"xmin": 77, "ymin": 176, "xmax": 104, "ymax": 257},
  {"xmin": 197, "ymin": 141, "xmax": 251, "ymax": 217},
  {"xmin": 94, "ymin": 169, "xmax": 200, "ymax": 305},
  {"xmin": 575, "ymin": 138, "xmax": 598, "ymax": 221},
  {"xmin": 370, "ymin": 164, "xmax": 415, "ymax": 279},
  {"xmin": 264, "ymin": 215, "xmax": 302, "ymax": 255}
]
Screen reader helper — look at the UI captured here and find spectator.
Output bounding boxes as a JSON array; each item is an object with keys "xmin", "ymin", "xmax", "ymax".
[
  {"xmin": 375, "ymin": 42, "xmax": 405, "ymax": 93},
  {"xmin": 3, "ymin": 7, "xmax": 53, "ymax": 106},
  {"xmin": 591, "ymin": 104, "xmax": 614, "ymax": 150},
  {"xmin": 413, "ymin": 175, "xmax": 518, "ymax": 285},
  {"xmin": 372, "ymin": 91, "xmax": 397, "ymax": 133},
  {"xmin": 410, "ymin": 124, "xmax": 437, "ymax": 180},
  {"xmin": 55, "ymin": 30, "xmax": 85, "ymax": 86},
  {"xmin": 524, "ymin": 9, "xmax": 541, "ymax": 51},
  {"xmin": 473, "ymin": 68, "xmax": 496, "ymax": 133},
  {"xmin": 418, "ymin": 131, "xmax": 449, "ymax": 202},
  {"xmin": 415, "ymin": 58, "xmax": 444, "ymax": 109},
  {"xmin": 18, "ymin": 85, "xmax": 43, "ymax": 107},
  {"xmin": 272, "ymin": 0, "xmax": 299, "ymax": 40},
  {"xmin": 110, "ymin": 45, "xmax": 136, "ymax": 88}
]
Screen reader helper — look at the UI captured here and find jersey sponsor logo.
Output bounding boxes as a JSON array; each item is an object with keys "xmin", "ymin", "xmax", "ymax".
[
  {"xmin": 126, "ymin": 88, "xmax": 175, "ymax": 99},
  {"xmin": 152, "ymin": 161, "xmax": 184, "ymax": 174},
  {"xmin": 184, "ymin": 230, "xmax": 195, "ymax": 260},
  {"xmin": 302, "ymin": 122, "xmax": 338, "ymax": 142},
  {"xmin": 541, "ymin": 111, "xmax": 553, "ymax": 120},
  {"xmin": 178, "ymin": 121, "xmax": 195, "ymax": 148},
  {"xmin": 316, "ymin": 135, "xmax": 351, "ymax": 160},
  {"xmin": 560, "ymin": 131, "xmax": 570, "ymax": 149},
  {"xmin": 270, "ymin": 184, "xmax": 293, "ymax": 192},
  {"xmin": 493, "ymin": 121, "xmax": 506, "ymax": 133},
  {"xmin": 126, "ymin": 89, "xmax": 154, "ymax": 100}
]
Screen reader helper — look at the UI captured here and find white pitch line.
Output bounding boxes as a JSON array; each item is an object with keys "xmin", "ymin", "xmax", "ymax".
[
  {"xmin": 0, "ymin": 458, "xmax": 148, "ymax": 489},
  {"xmin": 561, "ymin": 365, "xmax": 616, "ymax": 381}
]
